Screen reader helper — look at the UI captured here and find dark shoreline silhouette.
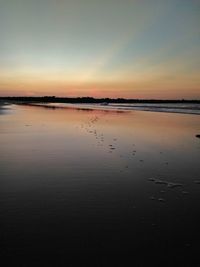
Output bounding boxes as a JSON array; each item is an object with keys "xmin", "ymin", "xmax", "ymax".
[{"xmin": 0, "ymin": 96, "xmax": 200, "ymax": 104}]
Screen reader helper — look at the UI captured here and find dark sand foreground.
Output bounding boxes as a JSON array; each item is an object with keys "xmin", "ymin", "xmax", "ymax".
[{"xmin": 0, "ymin": 104, "xmax": 200, "ymax": 266}]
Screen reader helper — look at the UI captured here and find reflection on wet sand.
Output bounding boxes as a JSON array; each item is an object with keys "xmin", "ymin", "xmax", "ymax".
[{"xmin": 0, "ymin": 104, "xmax": 200, "ymax": 266}]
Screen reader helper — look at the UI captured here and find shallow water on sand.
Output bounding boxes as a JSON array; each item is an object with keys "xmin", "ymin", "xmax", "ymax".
[{"xmin": 0, "ymin": 104, "xmax": 200, "ymax": 266}]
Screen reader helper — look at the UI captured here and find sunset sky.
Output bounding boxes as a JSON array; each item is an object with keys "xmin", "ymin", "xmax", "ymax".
[{"xmin": 0, "ymin": 0, "xmax": 199, "ymax": 99}]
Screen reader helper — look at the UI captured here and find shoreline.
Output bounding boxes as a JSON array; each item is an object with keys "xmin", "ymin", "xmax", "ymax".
[{"xmin": 13, "ymin": 102, "xmax": 200, "ymax": 116}]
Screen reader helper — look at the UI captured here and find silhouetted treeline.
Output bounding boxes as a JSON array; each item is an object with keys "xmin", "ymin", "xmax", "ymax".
[{"xmin": 1, "ymin": 96, "xmax": 200, "ymax": 104}]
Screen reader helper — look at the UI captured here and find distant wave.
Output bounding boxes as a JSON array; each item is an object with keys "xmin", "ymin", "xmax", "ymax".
[
  {"xmin": 108, "ymin": 103, "xmax": 200, "ymax": 115},
  {"xmin": 27, "ymin": 102, "xmax": 200, "ymax": 115}
]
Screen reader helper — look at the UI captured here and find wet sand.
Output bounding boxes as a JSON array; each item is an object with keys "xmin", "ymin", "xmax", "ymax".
[{"xmin": 0, "ymin": 104, "xmax": 200, "ymax": 266}]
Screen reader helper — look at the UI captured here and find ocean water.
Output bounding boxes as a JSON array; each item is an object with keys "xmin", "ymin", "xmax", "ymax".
[
  {"xmin": 33, "ymin": 102, "xmax": 200, "ymax": 115},
  {"xmin": 109, "ymin": 103, "xmax": 200, "ymax": 115},
  {"xmin": 0, "ymin": 104, "xmax": 200, "ymax": 266}
]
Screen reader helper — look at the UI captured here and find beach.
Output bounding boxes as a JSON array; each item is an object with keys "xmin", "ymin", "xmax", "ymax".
[{"xmin": 0, "ymin": 104, "xmax": 200, "ymax": 266}]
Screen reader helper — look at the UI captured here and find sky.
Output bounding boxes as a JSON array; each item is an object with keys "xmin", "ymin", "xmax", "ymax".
[{"xmin": 0, "ymin": 0, "xmax": 199, "ymax": 99}]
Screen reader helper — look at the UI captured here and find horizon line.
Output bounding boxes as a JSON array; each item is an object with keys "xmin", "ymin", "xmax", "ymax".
[{"xmin": 1, "ymin": 96, "xmax": 200, "ymax": 102}]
